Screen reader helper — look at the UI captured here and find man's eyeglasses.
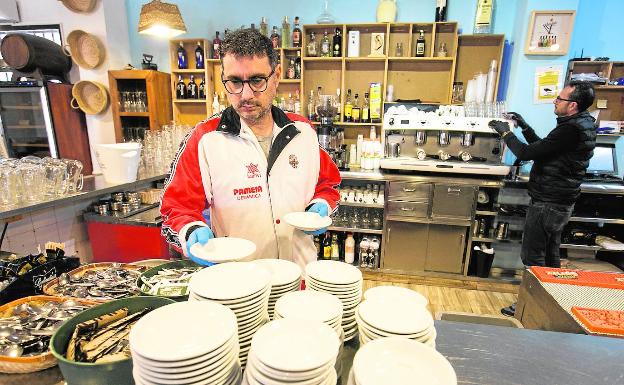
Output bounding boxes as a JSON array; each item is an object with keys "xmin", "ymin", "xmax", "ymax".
[
  {"xmin": 555, "ymin": 96, "xmax": 576, "ymax": 103},
  {"xmin": 221, "ymin": 69, "xmax": 275, "ymax": 94}
]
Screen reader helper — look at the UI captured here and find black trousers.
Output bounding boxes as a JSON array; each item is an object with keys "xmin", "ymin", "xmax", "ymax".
[{"xmin": 521, "ymin": 200, "xmax": 574, "ymax": 268}]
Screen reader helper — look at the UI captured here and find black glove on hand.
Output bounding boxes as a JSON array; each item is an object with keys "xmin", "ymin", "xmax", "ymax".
[
  {"xmin": 488, "ymin": 120, "xmax": 511, "ymax": 136},
  {"xmin": 505, "ymin": 112, "xmax": 529, "ymax": 130}
]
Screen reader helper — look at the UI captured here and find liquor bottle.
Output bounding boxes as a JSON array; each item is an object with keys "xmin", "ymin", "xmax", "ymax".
[
  {"xmin": 330, "ymin": 233, "xmax": 340, "ymax": 261},
  {"xmin": 199, "ymin": 76, "xmax": 206, "ymax": 99},
  {"xmin": 219, "ymin": 91, "xmax": 227, "ymax": 112},
  {"xmin": 344, "ymin": 89, "xmax": 353, "ymax": 122},
  {"xmin": 294, "ymin": 51, "xmax": 302, "ymax": 79},
  {"xmin": 435, "ymin": 0, "xmax": 447, "ymax": 22},
  {"xmin": 270, "ymin": 26, "xmax": 280, "ymax": 49},
  {"xmin": 314, "ymin": 235, "xmax": 322, "ymax": 258},
  {"xmin": 286, "ymin": 93, "xmax": 294, "ymax": 112},
  {"xmin": 361, "ymin": 92, "xmax": 370, "ymax": 123},
  {"xmin": 177, "ymin": 42, "xmax": 188, "ymax": 69},
  {"xmin": 474, "ymin": 0, "xmax": 494, "ymax": 34},
  {"xmin": 286, "ymin": 59, "xmax": 295, "ymax": 79},
  {"xmin": 323, "ymin": 232, "xmax": 332, "ymax": 260},
  {"xmin": 260, "ymin": 16, "xmax": 268, "ymax": 37},
  {"xmin": 416, "ymin": 30, "xmax": 426, "ymax": 57},
  {"xmin": 307, "ymin": 89, "xmax": 316, "ymax": 121},
  {"xmin": 306, "ymin": 31, "xmax": 319, "ymax": 57},
  {"xmin": 194, "ymin": 41, "xmax": 204, "ymax": 69},
  {"xmin": 334, "ymin": 88, "xmax": 341, "ymax": 122},
  {"xmin": 315, "ymin": 86, "xmax": 323, "ymax": 118},
  {"xmin": 212, "ymin": 31, "xmax": 222, "ymax": 59},
  {"xmin": 212, "ymin": 92, "xmax": 220, "ymax": 114},
  {"xmin": 352, "ymin": 93, "xmax": 361, "ymax": 123},
  {"xmin": 345, "ymin": 233, "xmax": 355, "ymax": 264},
  {"xmin": 187, "ymin": 75, "xmax": 198, "ymax": 99},
  {"xmin": 292, "ymin": 16, "xmax": 302, "ymax": 47},
  {"xmin": 294, "ymin": 90, "xmax": 301, "ymax": 115},
  {"xmin": 320, "ymin": 30, "xmax": 331, "ymax": 57},
  {"xmin": 281, "ymin": 16, "xmax": 291, "ymax": 48},
  {"xmin": 175, "ymin": 75, "xmax": 186, "ymax": 99},
  {"xmin": 332, "ymin": 27, "xmax": 342, "ymax": 57}
]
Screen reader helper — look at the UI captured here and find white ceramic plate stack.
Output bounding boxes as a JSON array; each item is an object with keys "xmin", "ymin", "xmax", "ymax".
[
  {"xmin": 356, "ymin": 296, "xmax": 436, "ymax": 348},
  {"xmin": 305, "ymin": 260, "xmax": 363, "ymax": 341},
  {"xmin": 250, "ymin": 259, "xmax": 302, "ymax": 320},
  {"xmin": 283, "ymin": 211, "xmax": 333, "ymax": 231},
  {"xmin": 188, "ymin": 262, "xmax": 272, "ymax": 367},
  {"xmin": 348, "ymin": 337, "xmax": 457, "ymax": 385},
  {"xmin": 243, "ymin": 318, "xmax": 340, "ymax": 385},
  {"xmin": 130, "ymin": 301, "xmax": 242, "ymax": 385},
  {"xmin": 273, "ymin": 290, "xmax": 343, "ymax": 338}
]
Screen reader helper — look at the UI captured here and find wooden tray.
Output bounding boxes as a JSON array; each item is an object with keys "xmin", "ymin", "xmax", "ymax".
[{"xmin": 0, "ymin": 295, "xmax": 97, "ymax": 374}]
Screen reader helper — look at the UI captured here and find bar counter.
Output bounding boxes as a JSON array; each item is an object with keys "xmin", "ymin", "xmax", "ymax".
[{"xmin": 3, "ymin": 320, "xmax": 623, "ymax": 385}]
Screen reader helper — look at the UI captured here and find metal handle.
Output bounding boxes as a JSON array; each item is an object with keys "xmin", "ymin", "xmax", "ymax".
[
  {"xmin": 447, "ymin": 187, "xmax": 461, "ymax": 194},
  {"xmin": 459, "ymin": 233, "xmax": 465, "ymax": 247},
  {"xmin": 400, "ymin": 207, "xmax": 415, "ymax": 211},
  {"xmin": 402, "ymin": 187, "xmax": 416, "ymax": 192}
]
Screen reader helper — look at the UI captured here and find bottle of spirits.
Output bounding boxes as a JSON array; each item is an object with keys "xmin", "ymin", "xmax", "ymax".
[
  {"xmin": 212, "ymin": 92, "xmax": 220, "ymax": 114},
  {"xmin": 212, "ymin": 31, "xmax": 222, "ymax": 59},
  {"xmin": 323, "ymin": 232, "xmax": 332, "ymax": 260},
  {"xmin": 344, "ymin": 89, "xmax": 353, "ymax": 122},
  {"xmin": 294, "ymin": 51, "xmax": 302, "ymax": 79},
  {"xmin": 345, "ymin": 233, "xmax": 355, "ymax": 264},
  {"xmin": 330, "ymin": 233, "xmax": 340, "ymax": 261},
  {"xmin": 474, "ymin": 0, "xmax": 494, "ymax": 34},
  {"xmin": 435, "ymin": 0, "xmax": 447, "ymax": 22},
  {"xmin": 286, "ymin": 59, "xmax": 296, "ymax": 79},
  {"xmin": 177, "ymin": 42, "xmax": 188, "ymax": 69},
  {"xmin": 362, "ymin": 92, "xmax": 370, "ymax": 123},
  {"xmin": 315, "ymin": 86, "xmax": 323, "ymax": 118},
  {"xmin": 281, "ymin": 16, "xmax": 291, "ymax": 48},
  {"xmin": 195, "ymin": 41, "xmax": 204, "ymax": 69},
  {"xmin": 286, "ymin": 93, "xmax": 294, "ymax": 112},
  {"xmin": 332, "ymin": 27, "xmax": 342, "ymax": 57},
  {"xmin": 176, "ymin": 75, "xmax": 186, "ymax": 99},
  {"xmin": 416, "ymin": 30, "xmax": 426, "ymax": 57},
  {"xmin": 187, "ymin": 75, "xmax": 198, "ymax": 99},
  {"xmin": 292, "ymin": 16, "xmax": 302, "ymax": 47},
  {"xmin": 334, "ymin": 88, "xmax": 341, "ymax": 122},
  {"xmin": 306, "ymin": 31, "xmax": 319, "ymax": 57},
  {"xmin": 219, "ymin": 92, "xmax": 227, "ymax": 112},
  {"xmin": 294, "ymin": 90, "xmax": 301, "ymax": 115},
  {"xmin": 320, "ymin": 30, "xmax": 331, "ymax": 57},
  {"xmin": 270, "ymin": 26, "xmax": 280, "ymax": 49},
  {"xmin": 352, "ymin": 93, "xmax": 361, "ymax": 123},
  {"xmin": 314, "ymin": 235, "xmax": 322, "ymax": 258},
  {"xmin": 199, "ymin": 76, "xmax": 206, "ymax": 99},
  {"xmin": 260, "ymin": 17, "xmax": 268, "ymax": 37},
  {"xmin": 307, "ymin": 90, "xmax": 316, "ymax": 121}
]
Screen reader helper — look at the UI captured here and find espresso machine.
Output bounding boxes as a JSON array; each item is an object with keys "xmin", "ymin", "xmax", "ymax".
[
  {"xmin": 316, "ymin": 95, "xmax": 348, "ymax": 170},
  {"xmin": 380, "ymin": 107, "xmax": 511, "ymax": 176}
]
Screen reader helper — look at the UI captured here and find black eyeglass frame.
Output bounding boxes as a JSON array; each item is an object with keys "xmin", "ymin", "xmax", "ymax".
[
  {"xmin": 555, "ymin": 96, "xmax": 577, "ymax": 103},
  {"xmin": 221, "ymin": 69, "xmax": 276, "ymax": 94}
]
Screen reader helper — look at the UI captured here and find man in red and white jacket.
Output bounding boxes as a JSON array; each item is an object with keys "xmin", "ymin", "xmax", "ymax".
[{"xmin": 160, "ymin": 28, "xmax": 340, "ymax": 269}]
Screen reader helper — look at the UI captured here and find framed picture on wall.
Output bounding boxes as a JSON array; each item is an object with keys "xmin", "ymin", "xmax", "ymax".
[{"xmin": 525, "ymin": 10, "xmax": 576, "ymax": 55}]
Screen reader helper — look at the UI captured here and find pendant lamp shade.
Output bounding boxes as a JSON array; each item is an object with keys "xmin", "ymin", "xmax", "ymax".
[{"xmin": 138, "ymin": 0, "xmax": 187, "ymax": 38}]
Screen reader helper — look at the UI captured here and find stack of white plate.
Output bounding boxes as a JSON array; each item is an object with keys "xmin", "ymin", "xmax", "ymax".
[
  {"xmin": 251, "ymin": 259, "xmax": 302, "ymax": 319},
  {"xmin": 348, "ymin": 337, "xmax": 457, "ymax": 385},
  {"xmin": 305, "ymin": 260, "xmax": 363, "ymax": 341},
  {"xmin": 356, "ymin": 296, "xmax": 436, "ymax": 348},
  {"xmin": 188, "ymin": 262, "xmax": 272, "ymax": 367},
  {"xmin": 243, "ymin": 318, "xmax": 340, "ymax": 385},
  {"xmin": 130, "ymin": 301, "xmax": 242, "ymax": 385},
  {"xmin": 274, "ymin": 290, "xmax": 343, "ymax": 337},
  {"xmin": 363, "ymin": 285, "xmax": 428, "ymax": 307}
]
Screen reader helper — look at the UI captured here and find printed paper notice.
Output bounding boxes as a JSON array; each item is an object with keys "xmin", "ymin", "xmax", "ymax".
[{"xmin": 534, "ymin": 65, "xmax": 563, "ymax": 104}]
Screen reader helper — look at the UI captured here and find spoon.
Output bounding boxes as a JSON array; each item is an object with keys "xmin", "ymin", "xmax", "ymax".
[
  {"xmin": 0, "ymin": 344, "xmax": 23, "ymax": 357},
  {"xmin": 0, "ymin": 326, "xmax": 15, "ymax": 338}
]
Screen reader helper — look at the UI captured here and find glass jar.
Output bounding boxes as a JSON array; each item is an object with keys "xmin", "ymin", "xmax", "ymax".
[{"xmin": 395, "ymin": 42, "xmax": 403, "ymax": 57}]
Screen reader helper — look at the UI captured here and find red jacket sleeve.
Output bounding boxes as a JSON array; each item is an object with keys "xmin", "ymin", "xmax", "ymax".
[{"xmin": 314, "ymin": 147, "xmax": 341, "ymax": 213}]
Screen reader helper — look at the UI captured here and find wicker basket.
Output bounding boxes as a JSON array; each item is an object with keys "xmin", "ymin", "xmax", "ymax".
[
  {"xmin": 0, "ymin": 295, "xmax": 97, "ymax": 374},
  {"xmin": 64, "ymin": 30, "xmax": 105, "ymax": 69},
  {"xmin": 42, "ymin": 262, "xmax": 145, "ymax": 301},
  {"xmin": 59, "ymin": 0, "xmax": 98, "ymax": 13},
  {"xmin": 71, "ymin": 80, "xmax": 109, "ymax": 115}
]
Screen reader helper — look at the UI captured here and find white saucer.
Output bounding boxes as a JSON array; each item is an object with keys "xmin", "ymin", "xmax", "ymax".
[
  {"xmin": 190, "ymin": 237, "xmax": 256, "ymax": 264},
  {"xmin": 189, "ymin": 262, "xmax": 271, "ymax": 301},
  {"xmin": 284, "ymin": 212, "xmax": 332, "ymax": 231}
]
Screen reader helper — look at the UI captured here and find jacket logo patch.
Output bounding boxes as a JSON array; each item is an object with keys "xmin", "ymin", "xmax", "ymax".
[
  {"xmin": 233, "ymin": 185, "xmax": 263, "ymax": 200},
  {"xmin": 246, "ymin": 163, "xmax": 261, "ymax": 178},
  {"xmin": 289, "ymin": 154, "xmax": 299, "ymax": 169}
]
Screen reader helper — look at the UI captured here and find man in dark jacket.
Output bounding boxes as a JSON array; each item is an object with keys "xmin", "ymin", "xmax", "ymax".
[{"xmin": 489, "ymin": 81, "xmax": 596, "ymax": 316}]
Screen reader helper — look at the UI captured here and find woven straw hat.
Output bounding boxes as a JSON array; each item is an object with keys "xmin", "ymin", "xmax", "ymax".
[
  {"xmin": 64, "ymin": 30, "xmax": 105, "ymax": 69},
  {"xmin": 59, "ymin": 0, "xmax": 98, "ymax": 13},
  {"xmin": 71, "ymin": 80, "xmax": 109, "ymax": 115}
]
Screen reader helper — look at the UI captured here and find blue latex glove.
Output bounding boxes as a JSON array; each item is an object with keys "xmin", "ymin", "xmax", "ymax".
[
  {"xmin": 304, "ymin": 202, "xmax": 330, "ymax": 236},
  {"xmin": 186, "ymin": 227, "xmax": 215, "ymax": 266}
]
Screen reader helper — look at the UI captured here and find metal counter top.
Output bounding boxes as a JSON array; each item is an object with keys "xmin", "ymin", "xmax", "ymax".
[
  {"xmin": 504, "ymin": 177, "xmax": 624, "ymax": 194},
  {"xmin": 340, "ymin": 169, "xmax": 505, "ymax": 187},
  {"xmin": 0, "ymin": 174, "xmax": 167, "ymax": 221},
  {"xmin": 84, "ymin": 207, "xmax": 162, "ymax": 227}
]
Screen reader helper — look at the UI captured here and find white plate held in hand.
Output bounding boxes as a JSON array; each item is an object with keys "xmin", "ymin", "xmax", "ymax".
[
  {"xmin": 284, "ymin": 212, "xmax": 332, "ymax": 231},
  {"xmin": 190, "ymin": 237, "xmax": 256, "ymax": 263}
]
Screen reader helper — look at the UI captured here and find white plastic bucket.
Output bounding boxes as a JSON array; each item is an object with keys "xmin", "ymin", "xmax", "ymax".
[{"xmin": 95, "ymin": 143, "xmax": 142, "ymax": 184}]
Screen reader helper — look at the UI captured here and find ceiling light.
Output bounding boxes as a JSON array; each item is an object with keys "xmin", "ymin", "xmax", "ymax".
[{"xmin": 138, "ymin": 0, "xmax": 186, "ymax": 38}]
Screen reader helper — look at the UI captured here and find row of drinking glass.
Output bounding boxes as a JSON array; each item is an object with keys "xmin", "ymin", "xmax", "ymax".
[
  {"xmin": 0, "ymin": 156, "xmax": 83, "ymax": 209},
  {"xmin": 120, "ymin": 91, "xmax": 148, "ymax": 113},
  {"xmin": 333, "ymin": 206, "xmax": 383, "ymax": 230},
  {"xmin": 463, "ymin": 101, "xmax": 508, "ymax": 119},
  {"xmin": 135, "ymin": 123, "xmax": 193, "ymax": 178}
]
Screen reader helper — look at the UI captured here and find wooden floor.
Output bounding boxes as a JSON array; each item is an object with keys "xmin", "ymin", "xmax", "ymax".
[{"xmin": 363, "ymin": 279, "xmax": 517, "ymax": 317}]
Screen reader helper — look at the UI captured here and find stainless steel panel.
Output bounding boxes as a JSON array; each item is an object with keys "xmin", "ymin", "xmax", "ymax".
[
  {"xmin": 425, "ymin": 224, "xmax": 467, "ymax": 274},
  {"xmin": 431, "ymin": 184, "xmax": 477, "ymax": 220},
  {"xmin": 388, "ymin": 181, "xmax": 432, "ymax": 200},
  {"xmin": 387, "ymin": 200, "xmax": 429, "ymax": 218},
  {"xmin": 382, "ymin": 221, "xmax": 428, "ymax": 272}
]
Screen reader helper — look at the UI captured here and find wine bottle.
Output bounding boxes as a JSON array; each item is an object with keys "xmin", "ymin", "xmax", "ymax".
[
  {"xmin": 176, "ymin": 75, "xmax": 187, "ymax": 99},
  {"xmin": 320, "ymin": 30, "xmax": 331, "ymax": 57},
  {"xmin": 292, "ymin": 16, "xmax": 302, "ymax": 47},
  {"xmin": 199, "ymin": 76, "xmax": 206, "ymax": 99},
  {"xmin": 306, "ymin": 31, "xmax": 319, "ymax": 57},
  {"xmin": 416, "ymin": 30, "xmax": 426, "ymax": 57},
  {"xmin": 270, "ymin": 26, "xmax": 280, "ymax": 49},
  {"xmin": 260, "ymin": 17, "xmax": 268, "ymax": 37},
  {"xmin": 281, "ymin": 16, "xmax": 291, "ymax": 48},
  {"xmin": 177, "ymin": 42, "xmax": 187, "ymax": 69},
  {"xmin": 187, "ymin": 75, "xmax": 198, "ymax": 99},
  {"xmin": 332, "ymin": 27, "xmax": 342, "ymax": 57},
  {"xmin": 195, "ymin": 41, "xmax": 204, "ymax": 69},
  {"xmin": 212, "ymin": 31, "xmax": 222, "ymax": 59}
]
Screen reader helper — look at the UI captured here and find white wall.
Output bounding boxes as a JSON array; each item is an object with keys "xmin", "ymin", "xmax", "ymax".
[{"xmin": 15, "ymin": 0, "xmax": 131, "ymax": 173}]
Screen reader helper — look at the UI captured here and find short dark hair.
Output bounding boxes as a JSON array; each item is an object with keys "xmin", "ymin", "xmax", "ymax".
[
  {"xmin": 567, "ymin": 81, "xmax": 595, "ymax": 112},
  {"xmin": 219, "ymin": 28, "xmax": 279, "ymax": 70}
]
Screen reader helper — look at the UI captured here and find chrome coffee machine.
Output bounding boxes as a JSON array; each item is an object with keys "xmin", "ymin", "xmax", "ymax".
[
  {"xmin": 316, "ymin": 95, "xmax": 348, "ymax": 170},
  {"xmin": 380, "ymin": 107, "xmax": 511, "ymax": 175}
]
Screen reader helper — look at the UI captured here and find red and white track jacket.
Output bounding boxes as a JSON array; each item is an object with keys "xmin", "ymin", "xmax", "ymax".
[{"xmin": 160, "ymin": 106, "xmax": 341, "ymax": 268}]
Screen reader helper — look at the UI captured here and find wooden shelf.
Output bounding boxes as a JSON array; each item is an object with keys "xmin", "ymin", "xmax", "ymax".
[
  {"xmin": 345, "ymin": 57, "xmax": 387, "ymax": 62},
  {"xmin": 173, "ymin": 99, "xmax": 207, "ymax": 103},
  {"xmin": 281, "ymin": 47, "xmax": 302, "ymax": 51},
  {"xmin": 5, "ymin": 125, "xmax": 45, "ymax": 129},
  {"xmin": 328, "ymin": 226, "xmax": 383, "ymax": 234},
  {"xmin": 171, "ymin": 69, "xmax": 206, "ymax": 74},
  {"xmin": 475, "ymin": 210, "xmax": 498, "ymax": 216},
  {"xmin": 279, "ymin": 79, "xmax": 302, "ymax": 83},
  {"xmin": 12, "ymin": 143, "xmax": 48, "ymax": 147},
  {"xmin": 338, "ymin": 201, "xmax": 384, "ymax": 209},
  {"xmin": 387, "ymin": 57, "xmax": 454, "ymax": 61},
  {"xmin": 119, "ymin": 112, "xmax": 150, "ymax": 117},
  {"xmin": 303, "ymin": 57, "xmax": 342, "ymax": 62}
]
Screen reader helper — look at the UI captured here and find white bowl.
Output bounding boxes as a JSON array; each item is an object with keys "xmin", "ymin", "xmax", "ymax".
[
  {"xmin": 130, "ymin": 301, "xmax": 237, "ymax": 362},
  {"xmin": 305, "ymin": 260, "xmax": 362, "ymax": 285},
  {"xmin": 284, "ymin": 211, "xmax": 332, "ymax": 231},
  {"xmin": 251, "ymin": 259, "xmax": 302, "ymax": 287},
  {"xmin": 189, "ymin": 237, "xmax": 257, "ymax": 264},
  {"xmin": 189, "ymin": 262, "xmax": 272, "ymax": 301}
]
